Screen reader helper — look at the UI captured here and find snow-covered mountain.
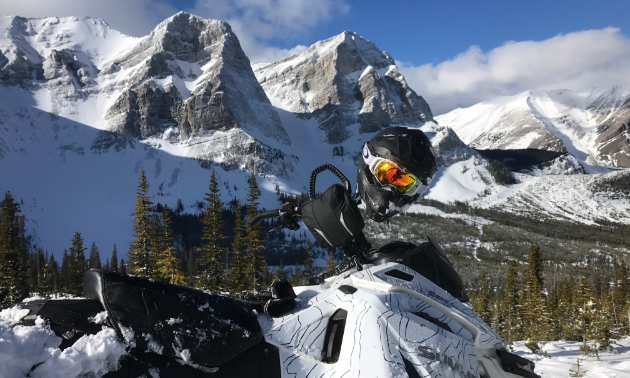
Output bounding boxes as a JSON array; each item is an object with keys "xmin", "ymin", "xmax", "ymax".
[
  {"xmin": 1, "ymin": 13, "xmax": 482, "ymax": 258},
  {"xmin": 436, "ymin": 87, "xmax": 630, "ymax": 169},
  {"xmin": 253, "ymin": 31, "xmax": 433, "ymax": 144},
  {"xmin": 1, "ymin": 12, "xmax": 629, "ymax": 261}
]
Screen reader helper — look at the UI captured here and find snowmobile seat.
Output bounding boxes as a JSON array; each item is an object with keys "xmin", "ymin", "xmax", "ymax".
[{"xmin": 83, "ymin": 270, "xmax": 264, "ymax": 368}]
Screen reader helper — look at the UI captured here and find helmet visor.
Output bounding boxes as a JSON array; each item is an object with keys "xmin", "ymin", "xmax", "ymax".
[{"xmin": 372, "ymin": 159, "xmax": 419, "ymax": 194}]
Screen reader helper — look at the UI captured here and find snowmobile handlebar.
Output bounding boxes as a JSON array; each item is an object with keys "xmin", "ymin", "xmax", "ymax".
[{"xmin": 248, "ymin": 209, "xmax": 281, "ymax": 226}]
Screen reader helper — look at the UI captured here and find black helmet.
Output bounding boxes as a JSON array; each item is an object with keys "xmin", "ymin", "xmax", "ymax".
[{"xmin": 357, "ymin": 126, "xmax": 437, "ymax": 222}]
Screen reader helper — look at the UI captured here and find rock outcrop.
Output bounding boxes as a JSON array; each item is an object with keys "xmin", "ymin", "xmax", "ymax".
[
  {"xmin": 254, "ymin": 31, "xmax": 433, "ymax": 144},
  {"xmin": 104, "ymin": 13, "xmax": 291, "ymax": 147}
]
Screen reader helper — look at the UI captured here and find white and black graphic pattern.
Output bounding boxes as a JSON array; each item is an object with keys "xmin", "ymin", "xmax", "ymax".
[{"xmin": 259, "ymin": 262, "xmax": 506, "ymax": 377}]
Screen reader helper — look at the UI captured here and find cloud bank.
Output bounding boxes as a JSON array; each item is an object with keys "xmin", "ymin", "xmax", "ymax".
[
  {"xmin": 0, "ymin": 0, "xmax": 349, "ymax": 64},
  {"xmin": 0, "ymin": 0, "xmax": 177, "ymax": 37},
  {"xmin": 187, "ymin": 0, "xmax": 350, "ymax": 63},
  {"xmin": 398, "ymin": 28, "xmax": 630, "ymax": 115}
]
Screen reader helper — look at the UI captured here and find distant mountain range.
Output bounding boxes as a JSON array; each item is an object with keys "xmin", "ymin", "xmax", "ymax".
[
  {"xmin": 0, "ymin": 12, "xmax": 628, "ymax": 258},
  {"xmin": 436, "ymin": 87, "xmax": 630, "ymax": 170}
]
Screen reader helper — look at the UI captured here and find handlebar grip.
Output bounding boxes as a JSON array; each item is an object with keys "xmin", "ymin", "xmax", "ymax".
[{"xmin": 248, "ymin": 209, "xmax": 280, "ymax": 225}]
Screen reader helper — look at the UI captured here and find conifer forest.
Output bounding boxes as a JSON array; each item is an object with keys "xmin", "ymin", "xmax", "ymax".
[{"xmin": 1, "ymin": 168, "xmax": 629, "ymax": 353}]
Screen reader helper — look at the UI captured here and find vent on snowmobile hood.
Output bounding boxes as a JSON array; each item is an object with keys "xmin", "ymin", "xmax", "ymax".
[{"xmin": 367, "ymin": 237, "xmax": 469, "ymax": 303}]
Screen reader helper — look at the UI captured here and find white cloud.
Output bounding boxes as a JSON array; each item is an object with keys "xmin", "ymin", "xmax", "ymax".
[
  {"xmin": 187, "ymin": 0, "xmax": 350, "ymax": 63},
  {"xmin": 0, "ymin": 0, "xmax": 177, "ymax": 37},
  {"xmin": 398, "ymin": 28, "xmax": 630, "ymax": 115},
  {"xmin": 0, "ymin": 0, "xmax": 348, "ymax": 64}
]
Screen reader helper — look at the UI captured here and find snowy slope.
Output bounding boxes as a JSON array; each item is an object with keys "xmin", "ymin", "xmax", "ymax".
[
  {"xmin": 1, "ymin": 12, "xmax": 630, "ymax": 265},
  {"xmin": 437, "ymin": 87, "xmax": 630, "ymax": 169}
]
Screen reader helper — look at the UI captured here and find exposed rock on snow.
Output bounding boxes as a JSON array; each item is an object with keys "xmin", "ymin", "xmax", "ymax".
[
  {"xmin": 0, "ymin": 13, "xmax": 294, "ymax": 178},
  {"xmin": 254, "ymin": 31, "xmax": 433, "ymax": 143},
  {"xmin": 105, "ymin": 13, "xmax": 291, "ymax": 148},
  {"xmin": 437, "ymin": 87, "xmax": 630, "ymax": 168}
]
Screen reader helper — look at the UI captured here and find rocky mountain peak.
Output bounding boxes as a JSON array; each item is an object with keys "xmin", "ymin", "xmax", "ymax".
[
  {"xmin": 254, "ymin": 31, "xmax": 433, "ymax": 144},
  {"xmin": 438, "ymin": 87, "xmax": 630, "ymax": 169}
]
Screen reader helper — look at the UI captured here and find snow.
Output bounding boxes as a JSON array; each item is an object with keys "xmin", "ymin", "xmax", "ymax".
[
  {"xmin": 436, "ymin": 87, "xmax": 630, "ymax": 170},
  {"xmin": 511, "ymin": 338, "xmax": 630, "ymax": 378},
  {"xmin": 0, "ymin": 305, "xmax": 127, "ymax": 378}
]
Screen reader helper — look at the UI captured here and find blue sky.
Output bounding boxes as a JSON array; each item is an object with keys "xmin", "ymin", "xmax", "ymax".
[
  {"xmin": 225, "ymin": 0, "xmax": 630, "ymax": 66},
  {"xmin": 3, "ymin": 0, "xmax": 630, "ymax": 113}
]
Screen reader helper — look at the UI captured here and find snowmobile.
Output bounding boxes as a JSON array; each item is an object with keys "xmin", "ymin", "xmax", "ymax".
[{"xmin": 15, "ymin": 128, "xmax": 539, "ymax": 377}]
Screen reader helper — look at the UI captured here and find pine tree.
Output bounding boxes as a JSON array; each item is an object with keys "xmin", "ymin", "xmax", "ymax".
[
  {"xmin": 244, "ymin": 173, "xmax": 267, "ymax": 292},
  {"xmin": 569, "ymin": 359, "xmax": 587, "ymax": 377},
  {"xmin": 111, "ymin": 245, "xmax": 119, "ymax": 273},
  {"xmin": 155, "ymin": 205, "xmax": 183, "ymax": 284},
  {"xmin": 88, "ymin": 242, "xmax": 102, "ymax": 270},
  {"xmin": 60, "ymin": 249, "xmax": 70, "ymax": 293},
  {"xmin": 47, "ymin": 253, "xmax": 58, "ymax": 297},
  {"xmin": 128, "ymin": 168, "xmax": 155, "ymax": 278},
  {"xmin": 0, "ymin": 192, "xmax": 30, "ymax": 308},
  {"xmin": 66, "ymin": 231, "xmax": 87, "ymax": 296},
  {"xmin": 103, "ymin": 259, "xmax": 110, "ymax": 271},
  {"xmin": 576, "ymin": 276, "xmax": 595, "ymax": 355},
  {"xmin": 273, "ymin": 258, "xmax": 285, "ymax": 280},
  {"xmin": 227, "ymin": 202, "xmax": 248, "ymax": 295},
  {"xmin": 522, "ymin": 242, "xmax": 547, "ymax": 351},
  {"xmin": 501, "ymin": 260, "xmax": 523, "ymax": 343},
  {"xmin": 292, "ymin": 262, "xmax": 302, "ymax": 285},
  {"xmin": 324, "ymin": 251, "xmax": 336, "ymax": 273},
  {"xmin": 199, "ymin": 171, "xmax": 227, "ymax": 292},
  {"xmin": 613, "ymin": 262, "xmax": 629, "ymax": 335},
  {"xmin": 120, "ymin": 258, "xmax": 127, "ymax": 275},
  {"xmin": 560, "ymin": 277, "xmax": 580, "ymax": 341},
  {"xmin": 186, "ymin": 249, "xmax": 197, "ymax": 288},
  {"xmin": 303, "ymin": 238, "xmax": 315, "ymax": 278},
  {"xmin": 475, "ymin": 272, "xmax": 492, "ymax": 325}
]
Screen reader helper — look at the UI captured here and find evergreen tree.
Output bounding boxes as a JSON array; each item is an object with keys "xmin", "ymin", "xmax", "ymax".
[
  {"xmin": 199, "ymin": 171, "xmax": 227, "ymax": 292},
  {"xmin": 613, "ymin": 262, "xmax": 629, "ymax": 335},
  {"xmin": 0, "ymin": 192, "xmax": 30, "ymax": 307},
  {"xmin": 569, "ymin": 359, "xmax": 587, "ymax": 377},
  {"xmin": 88, "ymin": 242, "xmax": 102, "ymax": 270},
  {"xmin": 501, "ymin": 260, "xmax": 523, "ymax": 343},
  {"xmin": 111, "ymin": 245, "xmax": 119, "ymax": 273},
  {"xmin": 522, "ymin": 242, "xmax": 547, "ymax": 351},
  {"xmin": 66, "ymin": 231, "xmax": 87, "ymax": 296},
  {"xmin": 324, "ymin": 251, "xmax": 336, "ymax": 273},
  {"xmin": 186, "ymin": 249, "xmax": 196, "ymax": 287},
  {"xmin": 292, "ymin": 262, "xmax": 302, "ymax": 285},
  {"xmin": 120, "ymin": 258, "xmax": 127, "ymax": 275},
  {"xmin": 60, "ymin": 249, "xmax": 70, "ymax": 293},
  {"xmin": 559, "ymin": 277, "xmax": 580, "ymax": 341},
  {"xmin": 576, "ymin": 275, "xmax": 595, "ymax": 355},
  {"xmin": 244, "ymin": 173, "xmax": 267, "ymax": 292},
  {"xmin": 47, "ymin": 253, "xmax": 58, "ymax": 296},
  {"xmin": 103, "ymin": 259, "xmax": 110, "ymax": 271},
  {"xmin": 227, "ymin": 202, "xmax": 247, "ymax": 295},
  {"xmin": 35, "ymin": 248, "xmax": 51, "ymax": 296},
  {"xmin": 591, "ymin": 283, "xmax": 615, "ymax": 354},
  {"xmin": 303, "ymin": 238, "xmax": 315, "ymax": 278},
  {"xmin": 475, "ymin": 272, "xmax": 492, "ymax": 325},
  {"xmin": 273, "ymin": 258, "xmax": 285, "ymax": 280},
  {"xmin": 128, "ymin": 168, "xmax": 155, "ymax": 278},
  {"xmin": 155, "ymin": 205, "xmax": 184, "ymax": 284}
]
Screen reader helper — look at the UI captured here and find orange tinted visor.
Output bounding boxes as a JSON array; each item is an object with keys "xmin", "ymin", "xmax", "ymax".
[{"xmin": 373, "ymin": 160, "xmax": 419, "ymax": 194}]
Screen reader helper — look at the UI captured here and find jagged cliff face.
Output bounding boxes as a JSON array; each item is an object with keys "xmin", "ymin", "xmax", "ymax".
[
  {"xmin": 437, "ymin": 88, "xmax": 630, "ymax": 168},
  {"xmin": 0, "ymin": 13, "xmax": 295, "ymax": 177},
  {"xmin": 254, "ymin": 31, "xmax": 433, "ymax": 144},
  {"xmin": 104, "ymin": 14, "xmax": 290, "ymax": 146}
]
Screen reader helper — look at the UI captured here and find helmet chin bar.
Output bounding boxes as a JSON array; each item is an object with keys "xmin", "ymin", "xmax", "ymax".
[{"xmin": 359, "ymin": 163, "xmax": 419, "ymax": 222}]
